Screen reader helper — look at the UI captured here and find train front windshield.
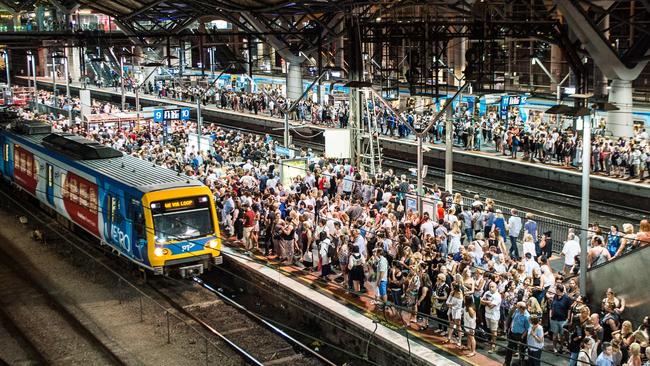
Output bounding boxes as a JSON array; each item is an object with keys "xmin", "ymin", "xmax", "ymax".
[{"xmin": 151, "ymin": 196, "xmax": 214, "ymax": 244}]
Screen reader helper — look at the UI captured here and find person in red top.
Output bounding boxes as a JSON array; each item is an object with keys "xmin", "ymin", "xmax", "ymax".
[{"xmin": 242, "ymin": 203, "xmax": 257, "ymax": 253}]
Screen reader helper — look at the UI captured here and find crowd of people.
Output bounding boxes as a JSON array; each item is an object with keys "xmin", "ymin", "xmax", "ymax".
[
  {"xmin": 78, "ymin": 78, "xmax": 650, "ymax": 181},
  {"xmin": 25, "ymin": 92, "xmax": 649, "ymax": 366}
]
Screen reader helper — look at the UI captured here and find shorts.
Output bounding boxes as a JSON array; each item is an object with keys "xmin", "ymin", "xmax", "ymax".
[
  {"xmin": 377, "ymin": 280, "xmax": 387, "ymax": 297},
  {"xmin": 550, "ymin": 319, "xmax": 567, "ymax": 334},
  {"xmin": 486, "ymin": 318, "xmax": 499, "ymax": 332}
]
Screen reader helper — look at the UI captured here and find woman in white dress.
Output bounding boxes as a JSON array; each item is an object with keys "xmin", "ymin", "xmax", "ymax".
[
  {"xmin": 462, "ymin": 295, "xmax": 477, "ymax": 357},
  {"xmin": 444, "ymin": 283, "xmax": 464, "ymax": 347}
]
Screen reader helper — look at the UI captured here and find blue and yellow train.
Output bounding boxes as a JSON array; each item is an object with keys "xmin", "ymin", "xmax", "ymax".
[{"xmin": 0, "ymin": 120, "xmax": 222, "ymax": 277}]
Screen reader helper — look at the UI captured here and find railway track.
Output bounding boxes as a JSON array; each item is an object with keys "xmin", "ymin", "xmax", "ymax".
[
  {"xmin": 0, "ymin": 231, "xmax": 127, "ymax": 366},
  {"xmin": 0, "ymin": 182, "xmax": 334, "ymax": 366},
  {"xmin": 148, "ymin": 276, "xmax": 332, "ymax": 366}
]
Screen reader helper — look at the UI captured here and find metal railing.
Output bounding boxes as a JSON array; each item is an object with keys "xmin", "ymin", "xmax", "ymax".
[{"xmin": 460, "ymin": 196, "xmax": 578, "ymax": 253}]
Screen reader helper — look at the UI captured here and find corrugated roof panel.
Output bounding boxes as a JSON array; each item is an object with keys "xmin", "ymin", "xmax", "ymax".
[{"xmin": 17, "ymin": 134, "xmax": 203, "ymax": 193}]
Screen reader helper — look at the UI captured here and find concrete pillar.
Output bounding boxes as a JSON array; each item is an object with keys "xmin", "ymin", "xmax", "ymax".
[
  {"xmin": 286, "ymin": 62, "xmax": 302, "ymax": 100},
  {"xmin": 335, "ymin": 21, "xmax": 345, "ymax": 69},
  {"xmin": 13, "ymin": 14, "xmax": 21, "ymax": 30},
  {"xmin": 67, "ymin": 47, "xmax": 80, "ymax": 82},
  {"xmin": 38, "ymin": 49, "xmax": 48, "ymax": 77},
  {"xmin": 453, "ymin": 38, "xmax": 466, "ymax": 86},
  {"xmin": 257, "ymin": 41, "xmax": 265, "ymax": 69},
  {"xmin": 607, "ymin": 79, "xmax": 634, "ymax": 137},
  {"xmin": 550, "ymin": 44, "xmax": 563, "ymax": 89}
]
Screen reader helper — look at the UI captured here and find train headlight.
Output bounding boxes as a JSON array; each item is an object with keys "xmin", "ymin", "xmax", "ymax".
[
  {"xmin": 154, "ymin": 247, "xmax": 164, "ymax": 257},
  {"xmin": 207, "ymin": 239, "xmax": 218, "ymax": 249}
]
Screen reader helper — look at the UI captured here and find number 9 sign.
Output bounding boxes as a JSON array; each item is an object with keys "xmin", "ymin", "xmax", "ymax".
[{"xmin": 153, "ymin": 110, "xmax": 164, "ymax": 123}]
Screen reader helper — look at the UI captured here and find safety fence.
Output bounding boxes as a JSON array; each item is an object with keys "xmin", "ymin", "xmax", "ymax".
[{"xmin": 460, "ymin": 196, "xmax": 580, "ymax": 254}]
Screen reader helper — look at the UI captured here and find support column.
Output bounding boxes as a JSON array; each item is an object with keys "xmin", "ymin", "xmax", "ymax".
[
  {"xmin": 286, "ymin": 62, "xmax": 302, "ymax": 100},
  {"xmin": 452, "ymin": 38, "xmax": 466, "ymax": 87},
  {"xmin": 37, "ymin": 49, "xmax": 48, "ymax": 76},
  {"xmin": 68, "ymin": 47, "xmax": 80, "ymax": 83},
  {"xmin": 607, "ymin": 79, "xmax": 634, "ymax": 137},
  {"xmin": 336, "ymin": 21, "xmax": 345, "ymax": 69},
  {"xmin": 550, "ymin": 44, "xmax": 563, "ymax": 90}
]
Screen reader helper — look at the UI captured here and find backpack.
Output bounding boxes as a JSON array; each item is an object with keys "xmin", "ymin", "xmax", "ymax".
[{"xmin": 327, "ymin": 243, "xmax": 335, "ymax": 258}]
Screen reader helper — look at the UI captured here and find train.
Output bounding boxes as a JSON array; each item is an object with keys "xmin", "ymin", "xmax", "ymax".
[{"xmin": 0, "ymin": 120, "xmax": 222, "ymax": 277}]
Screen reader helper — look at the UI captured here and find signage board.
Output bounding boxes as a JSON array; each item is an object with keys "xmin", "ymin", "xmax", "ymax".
[
  {"xmin": 274, "ymin": 145, "xmax": 294, "ymax": 158},
  {"xmin": 153, "ymin": 107, "xmax": 191, "ymax": 122},
  {"xmin": 405, "ymin": 194, "xmax": 418, "ymax": 213}
]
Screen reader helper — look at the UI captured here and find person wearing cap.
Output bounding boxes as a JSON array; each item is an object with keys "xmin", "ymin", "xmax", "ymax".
[{"xmin": 504, "ymin": 301, "xmax": 530, "ymax": 366}]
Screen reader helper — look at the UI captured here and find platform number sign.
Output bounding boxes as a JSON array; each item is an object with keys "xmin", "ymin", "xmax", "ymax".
[
  {"xmin": 153, "ymin": 109, "xmax": 164, "ymax": 123},
  {"xmin": 154, "ymin": 108, "xmax": 191, "ymax": 122},
  {"xmin": 180, "ymin": 108, "xmax": 190, "ymax": 121}
]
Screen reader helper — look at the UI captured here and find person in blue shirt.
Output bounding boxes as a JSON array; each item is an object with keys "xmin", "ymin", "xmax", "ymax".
[
  {"xmin": 504, "ymin": 301, "xmax": 530, "ymax": 366},
  {"xmin": 493, "ymin": 209, "xmax": 507, "ymax": 241},
  {"xmin": 596, "ymin": 342, "xmax": 614, "ymax": 366},
  {"xmin": 483, "ymin": 207, "xmax": 496, "ymax": 238},
  {"xmin": 606, "ymin": 225, "xmax": 621, "ymax": 257},
  {"xmin": 527, "ymin": 316, "xmax": 545, "ymax": 366}
]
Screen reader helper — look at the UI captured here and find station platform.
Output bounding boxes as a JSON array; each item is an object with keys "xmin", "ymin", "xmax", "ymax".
[
  {"xmin": 217, "ymin": 243, "xmax": 573, "ymax": 366},
  {"xmin": 29, "ymin": 78, "xmax": 649, "ymax": 210},
  {"xmin": 219, "ymin": 245, "xmax": 479, "ymax": 366}
]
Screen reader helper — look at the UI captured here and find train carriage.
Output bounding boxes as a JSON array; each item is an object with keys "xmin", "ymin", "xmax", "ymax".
[{"xmin": 0, "ymin": 121, "xmax": 222, "ymax": 277}]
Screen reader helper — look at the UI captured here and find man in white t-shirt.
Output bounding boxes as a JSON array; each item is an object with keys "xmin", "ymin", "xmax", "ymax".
[
  {"xmin": 480, "ymin": 281, "xmax": 502, "ymax": 353},
  {"xmin": 561, "ymin": 232, "xmax": 581, "ymax": 274},
  {"xmin": 420, "ymin": 212, "xmax": 435, "ymax": 237}
]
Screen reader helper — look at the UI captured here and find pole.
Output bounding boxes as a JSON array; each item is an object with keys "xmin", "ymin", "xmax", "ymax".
[
  {"xmin": 445, "ymin": 112, "xmax": 453, "ymax": 193},
  {"xmin": 284, "ymin": 112, "xmax": 290, "ymax": 147},
  {"xmin": 64, "ymin": 56, "xmax": 70, "ymax": 98},
  {"xmin": 52, "ymin": 54, "xmax": 57, "ymax": 108},
  {"xmin": 26, "ymin": 54, "xmax": 31, "ymax": 90},
  {"xmin": 196, "ymin": 97, "xmax": 202, "ymax": 152},
  {"xmin": 5, "ymin": 50, "xmax": 10, "ymax": 90},
  {"xmin": 135, "ymin": 83, "xmax": 140, "ymax": 129},
  {"xmin": 120, "ymin": 56, "xmax": 125, "ymax": 110},
  {"xmin": 416, "ymin": 135, "xmax": 423, "ymax": 210},
  {"xmin": 209, "ymin": 48, "xmax": 215, "ymax": 79},
  {"xmin": 579, "ymin": 110, "xmax": 592, "ymax": 297},
  {"xmin": 31, "ymin": 53, "xmax": 37, "ymax": 100}
]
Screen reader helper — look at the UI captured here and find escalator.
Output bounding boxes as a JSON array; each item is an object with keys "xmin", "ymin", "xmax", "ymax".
[
  {"xmin": 211, "ymin": 44, "xmax": 246, "ymax": 75},
  {"xmin": 584, "ymin": 244, "xmax": 650, "ymax": 326},
  {"xmin": 84, "ymin": 49, "xmax": 117, "ymax": 87}
]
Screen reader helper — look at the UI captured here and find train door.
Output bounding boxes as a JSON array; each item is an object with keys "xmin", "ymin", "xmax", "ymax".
[
  {"xmin": 128, "ymin": 197, "xmax": 146, "ymax": 262},
  {"xmin": 45, "ymin": 163, "xmax": 54, "ymax": 205},
  {"xmin": 106, "ymin": 193, "xmax": 130, "ymax": 254}
]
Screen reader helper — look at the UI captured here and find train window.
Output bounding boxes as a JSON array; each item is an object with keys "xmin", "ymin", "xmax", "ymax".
[
  {"xmin": 79, "ymin": 182, "xmax": 88, "ymax": 208},
  {"xmin": 61, "ymin": 173, "xmax": 69, "ymax": 199},
  {"xmin": 134, "ymin": 213, "xmax": 145, "ymax": 237},
  {"xmin": 69, "ymin": 178, "xmax": 78, "ymax": 204},
  {"xmin": 111, "ymin": 196, "xmax": 123, "ymax": 224},
  {"xmin": 26, "ymin": 158, "xmax": 32, "ymax": 178},
  {"xmin": 3, "ymin": 144, "xmax": 7, "ymax": 162},
  {"xmin": 47, "ymin": 166, "xmax": 53, "ymax": 188},
  {"xmin": 89, "ymin": 188, "xmax": 97, "ymax": 213}
]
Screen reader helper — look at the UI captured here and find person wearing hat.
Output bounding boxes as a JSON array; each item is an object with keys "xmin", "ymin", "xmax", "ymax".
[{"xmin": 504, "ymin": 301, "xmax": 531, "ymax": 366}]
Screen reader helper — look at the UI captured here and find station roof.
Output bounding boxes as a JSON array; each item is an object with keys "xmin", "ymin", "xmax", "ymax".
[{"xmin": 74, "ymin": 0, "xmax": 348, "ymax": 19}]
